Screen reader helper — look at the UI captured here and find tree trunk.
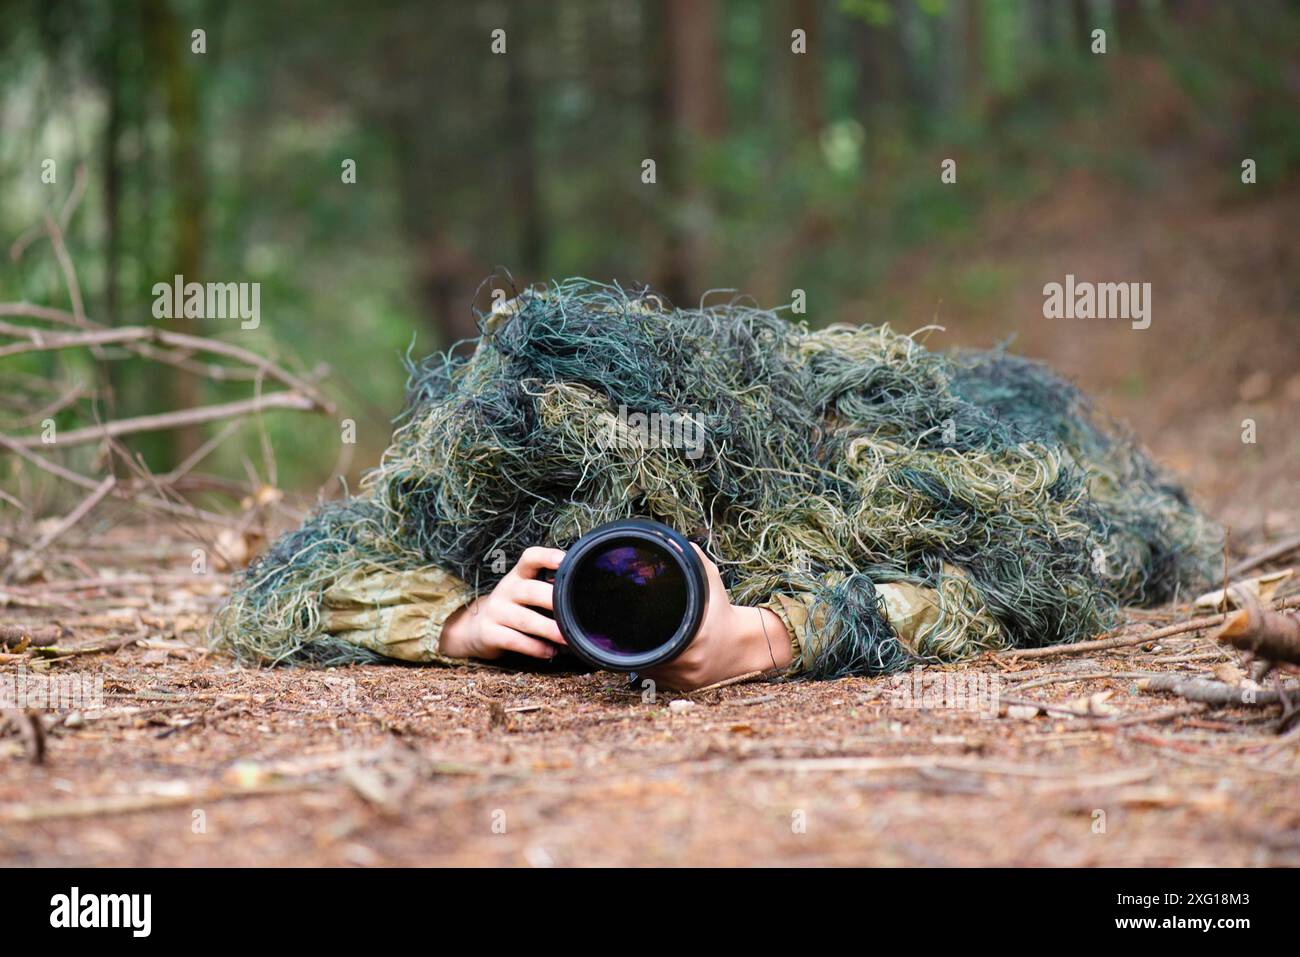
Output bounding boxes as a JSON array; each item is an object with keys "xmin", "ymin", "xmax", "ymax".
[
  {"xmin": 144, "ymin": 0, "xmax": 206, "ymax": 463},
  {"xmin": 99, "ymin": 0, "xmax": 128, "ymax": 417},
  {"xmin": 388, "ymin": 124, "xmax": 482, "ymax": 348},
  {"xmin": 657, "ymin": 0, "xmax": 726, "ymax": 305},
  {"xmin": 786, "ymin": 0, "xmax": 822, "ymax": 135},
  {"xmin": 855, "ymin": 14, "xmax": 904, "ymax": 128},
  {"xmin": 505, "ymin": 40, "xmax": 545, "ymax": 279},
  {"xmin": 666, "ymin": 0, "xmax": 726, "ymax": 139}
]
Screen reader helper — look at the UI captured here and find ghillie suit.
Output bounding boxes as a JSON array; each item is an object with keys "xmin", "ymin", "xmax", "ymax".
[{"xmin": 211, "ymin": 280, "xmax": 1221, "ymax": 678}]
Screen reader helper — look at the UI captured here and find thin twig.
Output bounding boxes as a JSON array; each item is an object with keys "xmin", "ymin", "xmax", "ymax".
[
  {"xmin": 29, "ymin": 475, "xmax": 116, "ymax": 551},
  {"xmin": 0, "ymin": 316, "xmax": 332, "ymax": 412},
  {"xmin": 690, "ymin": 670, "xmax": 767, "ymax": 693},
  {"xmin": 1003, "ymin": 596, "xmax": 1300, "ymax": 661},
  {"xmin": 0, "ymin": 435, "xmax": 232, "ymax": 525},
  {"xmin": 3, "ymin": 392, "xmax": 316, "ymax": 449},
  {"xmin": 1229, "ymin": 531, "xmax": 1300, "ymax": 579}
]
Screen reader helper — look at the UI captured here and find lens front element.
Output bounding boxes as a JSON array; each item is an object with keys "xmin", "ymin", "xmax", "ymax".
[{"xmin": 570, "ymin": 539, "xmax": 689, "ymax": 656}]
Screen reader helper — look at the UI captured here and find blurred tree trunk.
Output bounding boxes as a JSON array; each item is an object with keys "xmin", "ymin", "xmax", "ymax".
[
  {"xmin": 505, "ymin": 43, "xmax": 545, "ymax": 278},
  {"xmin": 854, "ymin": 16, "xmax": 903, "ymax": 128},
  {"xmin": 895, "ymin": 0, "xmax": 932, "ymax": 131},
  {"xmin": 934, "ymin": 0, "xmax": 963, "ymax": 120},
  {"xmin": 786, "ymin": 0, "xmax": 822, "ymax": 135},
  {"xmin": 964, "ymin": 0, "xmax": 985, "ymax": 113},
  {"xmin": 102, "ymin": 3, "xmax": 123, "ymax": 331},
  {"xmin": 99, "ymin": 0, "xmax": 127, "ymax": 415},
  {"xmin": 1114, "ymin": 0, "xmax": 1153, "ymax": 47},
  {"xmin": 666, "ymin": 0, "xmax": 726, "ymax": 139},
  {"xmin": 145, "ymin": 0, "xmax": 205, "ymax": 463},
  {"xmin": 389, "ymin": 124, "xmax": 481, "ymax": 347},
  {"xmin": 643, "ymin": 0, "xmax": 679, "ymax": 302},
  {"xmin": 655, "ymin": 0, "xmax": 725, "ymax": 304}
]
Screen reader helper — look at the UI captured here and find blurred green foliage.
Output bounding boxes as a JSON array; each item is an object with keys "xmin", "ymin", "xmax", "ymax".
[{"xmin": 0, "ymin": 0, "xmax": 1296, "ymax": 494}]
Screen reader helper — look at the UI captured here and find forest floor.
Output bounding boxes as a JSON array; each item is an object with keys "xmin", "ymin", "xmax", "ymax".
[
  {"xmin": 3, "ymin": 166, "xmax": 1299, "ymax": 867},
  {"xmin": 2, "ymin": 551, "xmax": 1299, "ymax": 867}
]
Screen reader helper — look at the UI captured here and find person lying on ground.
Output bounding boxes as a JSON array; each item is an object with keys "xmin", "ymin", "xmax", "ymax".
[{"xmin": 211, "ymin": 280, "xmax": 1221, "ymax": 689}]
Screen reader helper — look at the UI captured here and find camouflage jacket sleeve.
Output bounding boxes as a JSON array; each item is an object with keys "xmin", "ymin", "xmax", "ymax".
[
  {"xmin": 318, "ymin": 564, "xmax": 477, "ymax": 665},
  {"xmin": 759, "ymin": 576, "xmax": 979, "ymax": 676}
]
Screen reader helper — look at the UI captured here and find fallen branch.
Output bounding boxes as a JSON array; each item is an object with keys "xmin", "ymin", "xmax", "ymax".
[
  {"xmin": 735, "ymin": 754, "xmax": 1158, "ymax": 785},
  {"xmin": 29, "ymin": 634, "xmax": 139, "ymax": 658},
  {"xmin": 0, "ymin": 780, "xmax": 323, "ymax": 824},
  {"xmin": 997, "ymin": 695, "xmax": 1095, "ymax": 719},
  {"xmin": 1229, "ymin": 531, "xmax": 1300, "ymax": 579},
  {"xmin": 0, "ymin": 434, "xmax": 233, "ymax": 525},
  {"xmin": 3, "ymin": 391, "xmax": 317, "ymax": 450},
  {"xmin": 4, "ymin": 572, "xmax": 223, "ymax": 593},
  {"xmin": 1003, "ymin": 595, "xmax": 1300, "ymax": 661},
  {"xmin": 1135, "ymin": 674, "xmax": 1295, "ymax": 707},
  {"xmin": 1010, "ymin": 670, "xmax": 1129, "ymax": 691},
  {"xmin": 0, "ymin": 316, "xmax": 332, "ymax": 413},
  {"xmin": 0, "ymin": 624, "xmax": 68, "ymax": 646},
  {"xmin": 1217, "ymin": 592, "xmax": 1300, "ymax": 665},
  {"xmin": 1091, "ymin": 703, "xmax": 1207, "ymax": 729}
]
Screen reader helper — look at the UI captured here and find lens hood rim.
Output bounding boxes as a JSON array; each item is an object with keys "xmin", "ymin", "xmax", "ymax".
[{"xmin": 552, "ymin": 518, "xmax": 708, "ymax": 672}]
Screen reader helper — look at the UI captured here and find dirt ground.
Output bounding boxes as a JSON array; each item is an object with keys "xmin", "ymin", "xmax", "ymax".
[
  {"xmin": 2, "ymin": 575, "xmax": 1299, "ymax": 867},
  {"xmin": 3, "ymin": 472, "xmax": 1299, "ymax": 869},
  {"xmin": 3, "ymin": 161, "xmax": 1299, "ymax": 867}
]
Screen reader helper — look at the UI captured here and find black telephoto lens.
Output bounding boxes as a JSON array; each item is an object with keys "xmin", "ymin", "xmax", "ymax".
[{"xmin": 551, "ymin": 519, "xmax": 708, "ymax": 671}]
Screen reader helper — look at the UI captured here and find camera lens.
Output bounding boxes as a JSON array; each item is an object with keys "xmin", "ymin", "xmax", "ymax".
[
  {"xmin": 551, "ymin": 518, "xmax": 707, "ymax": 671},
  {"xmin": 569, "ymin": 538, "xmax": 688, "ymax": 656}
]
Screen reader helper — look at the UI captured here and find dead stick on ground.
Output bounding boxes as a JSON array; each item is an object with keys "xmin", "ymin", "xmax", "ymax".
[
  {"xmin": 1136, "ymin": 674, "xmax": 1295, "ymax": 707},
  {"xmin": 1229, "ymin": 531, "xmax": 1300, "ymax": 579},
  {"xmin": 735, "ymin": 755, "xmax": 1157, "ymax": 784},
  {"xmin": 690, "ymin": 670, "xmax": 767, "ymax": 694},
  {"xmin": 1003, "ymin": 596, "xmax": 1300, "ymax": 662},
  {"xmin": 5, "ymin": 572, "xmax": 226, "ymax": 593},
  {"xmin": 0, "ymin": 624, "xmax": 68, "ymax": 645},
  {"xmin": 1091, "ymin": 704, "xmax": 1207, "ymax": 729},
  {"xmin": 0, "ymin": 781, "xmax": 324, "ymax": 824},
  {"xmin": 1011, "ymin": 671, "xmax": 1125, "ymax": 691},
  {"xmin": 996, "ymin": 695, "xmax": 1095, "ymax": 718},
  {"xmin": 30, "ymin": 634, "xmax": 139, "ymax": 658}
]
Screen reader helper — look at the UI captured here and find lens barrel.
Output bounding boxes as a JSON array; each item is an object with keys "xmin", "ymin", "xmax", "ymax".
[{"xmin": 551, "ymin": 519, "xmax": 708, "ymax": 671}]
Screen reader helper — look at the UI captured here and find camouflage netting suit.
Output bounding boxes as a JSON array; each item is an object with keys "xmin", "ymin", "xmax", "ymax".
[{"xmin": 211, "ymin": 281, "xmax": 1222, "ymax": 678}]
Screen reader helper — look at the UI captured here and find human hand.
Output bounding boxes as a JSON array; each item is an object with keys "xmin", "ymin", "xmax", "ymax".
[
  {"xmin": 644, "ymin": 544, "xmax": 792, "ymax": 690},
  {"xmin": 439, "ymin": 547, "xmax": 566, "ymax": 660}
]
